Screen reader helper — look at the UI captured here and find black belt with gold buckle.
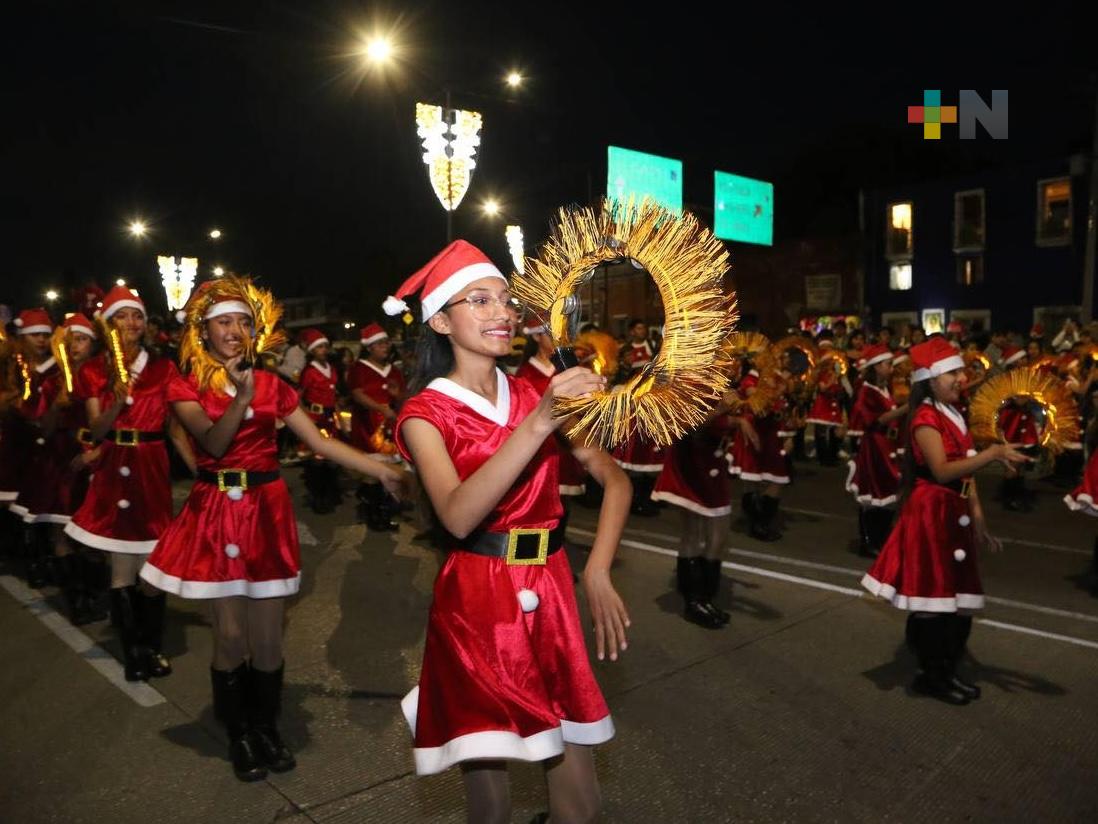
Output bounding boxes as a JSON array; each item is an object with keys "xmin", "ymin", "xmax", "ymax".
[
  {"xmin": 460, "ymin": 522, "xmax": 566, "ymax": 566},
  {"xmin": 308, "ymin": 403, "xmax": 335, "ymax": 416},
  {"xmin": 106, "ymin": 428, "xmax": 165, "ymax": 446},
  {"xmin": 197, "ymin": 468, "xmax": 281, "ymax": 492},
  {"xmin": 75, "ymin": 428, "xmax": 96, "ymax": 446}
]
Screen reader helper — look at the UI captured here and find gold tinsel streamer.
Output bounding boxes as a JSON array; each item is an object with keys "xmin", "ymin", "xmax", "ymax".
[
  {"xmin": 510, "ymin": 198, "xmax": 738, "ymax": 448},
  {"xmin": 49, "ymin": 326, "xmax": 74, "ymax": 402},
  {"xmin": 969, "ymin": 369, "xmax": 1080, "ymax": 454},
  {"xmin": 178, "ymin": 275, "xmax": 286, "ymax": 393},
  {"xmin": 15, "ymin": 353, "xmax": 32, "ymax": 402}
]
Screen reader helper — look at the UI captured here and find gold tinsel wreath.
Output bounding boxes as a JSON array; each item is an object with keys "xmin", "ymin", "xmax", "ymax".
[
  {"xmin": 179, "ymin": 276, "xmax": 286, "ymax": 393},
  {"xmin": 969, "ymin": 369, "xmax": 1080, "ymax": 453},
  {"xmin": 510, "ymin": 198, "xmax": 738, "ymax": 448},
  {"xmin": 725, "ymin": 332, "xmax": 786, "ymax": 416}
]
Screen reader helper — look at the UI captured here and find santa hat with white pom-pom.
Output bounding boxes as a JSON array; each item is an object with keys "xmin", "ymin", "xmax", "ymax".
[{"xmin": 383, "ymin": 239, "xmax": 506, "ymax": 322}]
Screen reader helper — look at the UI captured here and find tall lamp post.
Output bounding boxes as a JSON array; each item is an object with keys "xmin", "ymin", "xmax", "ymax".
[{"xmin": 415, "ymin": 99, "xmax": 483, "ymax": 242}]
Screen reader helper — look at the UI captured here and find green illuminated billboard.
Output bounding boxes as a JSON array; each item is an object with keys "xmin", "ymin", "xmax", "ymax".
[
  {"xmin": 607, "ymin": 146, "xmax": 682, "ymax": 213},
  {"xmin": 714, "ymin": 171, "xmax": 773, "ymax": 246}
]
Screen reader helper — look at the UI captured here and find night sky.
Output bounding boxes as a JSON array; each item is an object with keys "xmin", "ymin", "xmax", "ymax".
[{"xmin": 3, "ymin": 1, "xmax": 1094, "ymax": 319}]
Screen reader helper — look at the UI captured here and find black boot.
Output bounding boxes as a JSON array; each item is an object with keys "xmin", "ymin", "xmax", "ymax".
[
  {"xmin": 676, "ymin": 557, "xmax": 724, "ymax": 629},
  {"xmin": 55, "ymin": 554, "xmax": 90, "ymax": 625},
  {"xmin": 856, "ymin": 509, "xmax": 874, "ymax": 557},
  {"xmin": 25, "ymin": 525, "xmax": 49, "ymax": 589},
  {"xmin": 108, "ymin": 587, "xmax": 149, "ymax": 682},
  {"xmin": 946, "ymin": 614, "xmax": 980, "ymax": 699},
  {"xmin": 701, "ymin": 559, "xmax": 731, "ymax": 624},
  {"xmin": 741, "ymin": 492, "xmax": 759, "ymax": 522},
  {"xmin": 910, "ymin": 614, "xmax": 969, "ymax": 705},
  {"xmin": 211, "ymin": 664, "xmax": 267, "ymax": 782},
  {"xmin": 75, "ymin": 553, "xmax": 109, "ymax": 623},
  {"xmin": 320, "ymin": 463, "xmax": 343, "ymax": 511},
  {"xmin": 134, "ymin": 589, "xmax": 172, "ymax": 678},
  {"xmin": 630, "ymin": 475, "xmax": 659, "ymax": 517},
  {"xmin": 1092, "ymin": 536, "xmax": 1098, "ymax": 597},
  {"xmin": 248, "ymin": 663, "xmax": 296, "ymax": 772},
  {"xmin": 865, "ymin": 508, "xmax": 894, "ymax": 557},
  {"xmin": 376, "ymin": 489, "xmax": 400, "ymax": 531},
  {"xmin": 750, "ymin": 495, "xmax": 782, "ymax": 542}
]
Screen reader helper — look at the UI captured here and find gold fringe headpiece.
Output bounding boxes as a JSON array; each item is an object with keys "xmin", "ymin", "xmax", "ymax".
[
  {"xmin": 178, "ymin": 276, "xmax": 286, "ymax": 393},
  {"xmin": 510, "ymin": 197, "xmax": 738, "ymax": 448},
  {"xmin": 969, "ymin": 369, "xmax": 1080, "ymax": 454}
]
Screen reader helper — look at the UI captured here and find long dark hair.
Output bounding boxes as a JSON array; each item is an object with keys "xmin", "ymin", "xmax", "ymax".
[
  {"xmin": 409, "ymin": 326, "xmax": 454, "ymax": 394},
  {"xmin": 897, "ymin": 379, "xmax": 934, "ymax": 504}
]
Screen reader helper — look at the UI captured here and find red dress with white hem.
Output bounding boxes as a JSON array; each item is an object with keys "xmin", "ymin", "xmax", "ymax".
[
  {"xmin": 1064, "ymin": 448, "xmax": 1098, "ymax": 516},
  {"xmin": 140, "ymin": 371, "xmax": 303, "ymax": 599},
  {"xmin": 64, "ymin": 352, "xmax": 177, "ymax": 555},
  {"xmin": 652, "ymin": 415, "xmax": 735, "ymax": 516},
  {"xmin": 729, "ymin": 372, "xmax": 790, "ymax": 484},
  {"xmin": 299, "ymin": 360, "xmax": 338, "ymax": 433},
  {"xmin": 845, "ymin": 383, "xmax": 901, "ymax": 508},
  {"xmin": 395, "ymin": 369, "xmax": 613, "ymax": 776},
  {"xmin": 862, "ymin": 401, "xmax": 984, "ymax": 612},
  {"xmin": 347, "ymin": 358, "xmax": 404, "ymax": 460}
]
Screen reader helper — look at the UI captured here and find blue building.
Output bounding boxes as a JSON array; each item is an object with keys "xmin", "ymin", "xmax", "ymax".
[{"xmin": 863, "ymin": 156, "xmax": 1094, "ymax": 337}]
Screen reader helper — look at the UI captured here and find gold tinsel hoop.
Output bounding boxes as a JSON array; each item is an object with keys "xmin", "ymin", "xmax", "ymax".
[
  {"xmin": 510, "ymin": 198, "xmax": 738, "ymax": 448},
  {"xmin": 179, "ymin": 276, "xmax": 286, "ymax": 393},
  {"xmin": 726, "ymin": 332, "xmax": 785, "ymax": 415},
  {"xmin": 969, "ymin": 369, "xmax": 1080, "ymax": 453}
]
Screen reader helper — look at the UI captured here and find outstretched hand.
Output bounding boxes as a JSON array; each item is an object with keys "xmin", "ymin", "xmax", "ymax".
[{"xmin": 582, "ymin": 568, "xmax": 630, "ymax": 662}]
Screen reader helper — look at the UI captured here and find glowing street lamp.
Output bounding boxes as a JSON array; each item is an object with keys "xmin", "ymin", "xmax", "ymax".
[
  {"xmin": 213, "ymin": 266, "xmax": 225, "ymax": 277},
  {"xmin": 115, "ymin": 278, "xmax": 127, "ymax": 286},
  {"xmin": 128, "ymin": 220, "xmax": 147, "ymax": 238},
  {"xmin": 364, "ymin": 36, "xmax": 393, "ymax": 63},
  {"xmin": 482, "ymin": 199, "xmax": 501, "ymax": 217},
  {"xmin": 505, "ymin": 71, "xmax": 523, "ymax": 89},
  {"xmin": 208, "ymin": 228, "xmax": 223, "ymax": 240},
  {"xmin": 158, "ymin": 255, "xmax": 199, "ymax": 312},
  {"xmin": 505, "ymin": 225, "xmax": 525, "ymax": 274},
  {"xmin": 45, "ymin": 289, "xmax": 59, "ymax": 302},
  {"xmin": 415, "ymin": 101, "xmax": 483, "ymax": 239}
]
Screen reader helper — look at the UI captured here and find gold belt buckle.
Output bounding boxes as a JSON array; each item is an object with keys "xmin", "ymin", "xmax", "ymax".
[
  {"xmin": 77, "ymin": 428, "xmax": 94, "ymax": 446},
  {"xmin": 506, "ymin": 528, "xmax": 550, "ymax": 566},
  {"xmin": 217, "ymin": 469, "xmax": 249, "ymax": 492},
  {"xmin": 309, "ymin": 402, "xmax": 325, "ymax": 415},
  {"xmin": 114, "ymin": 428, "xmax": 139, "ymax": 446}
]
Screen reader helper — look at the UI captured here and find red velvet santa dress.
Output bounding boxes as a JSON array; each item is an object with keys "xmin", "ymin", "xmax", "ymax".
[
  {"xmin": 395, "ymin": 369, "xmax": 613, "ymax": 776},
  {"xmin": 806, "ymin": 356, "xmax": 846, "ymax": 427},
  {"xmin": 299, "ymin": 359, "xmax": 338, "ymax": 434},
  {"xmin": 653, "ymin": 413, "xmax": 736, "ymax": 516},
  {"xmin": 845, "ymin": 380, "xmax": 901, "ymax": 508},
  {"xmin": 346, "ymin": 324, "xmax": 405, "ymax": 461},
  {"xmin": 63, "ymin": 350, "xmax": 179, "ymax": 554},
  {"xmin": 612, "ymin": 340, "xmax": 666, "ymax": 473},
  {"xmin": 1064, "ymin": 448, "xmax": 1098, "ymax": 516},
  {"xmin": 13, "ymin": 361, "xmax": 93, "ymax": 524},
  {"xmin": 729, "ymin": 370, "xmax": 790, "ymax": 485},
  {"xmin": 514, "ymin": 355, "xmax": 587, "ymax": 497},
  {"xmin": 140, "ymin": 370, "xmax": 303, "ymax": 599},
  {"xmin": 862, "ymin": 400, "xmax": 985, "ymax": 611},
  {"xmin": 9, "ymin": 354, "xmax": 60, "ymax": 522}
]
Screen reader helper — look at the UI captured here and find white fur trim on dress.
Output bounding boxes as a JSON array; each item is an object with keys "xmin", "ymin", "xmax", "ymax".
[
  {"xmin": 805, "ymin": 418, "xmax": 841, "ymax": 428},
  {"xmin": 613, "ymin": 460, "xmax": 665, "ymax": 473},
  {"xmin": 138, "ymin": 563, "xmax": 302, "ymax": 599},
  {"xmin": 861, "ymin": 574, "xmax": 985, "ymax": 612},
  {"xmin": 0, "ymin": 491, "xmax": 18, "ymax": 502},
  {"xmin": 729, "ymin": 468, "xmax": 791, "ymax": 485},
  {"xmin": 63, "ymin": 521, "xmax": 157, "ymax": 555},
  {"xmin": 844, "ymin": 461, "xmax": 898, "ymax": 508},
  {"xmin": 17, "ymin": 507, "xmax": 72, "ymax": 525},
  {"xmin": 1064, "ymin": 492, "xmax": 1098, "ymax": 517},
  {"xmin": 558, "ymin": 484, "xmax": 586, "ymax": 497},
  {"xmin": 650, "ymin": 490, "xmax": 732, "ymax": 517},
  {"xmin": 400, "ymin": 685, "xmax": 612, "ymax": 775}
]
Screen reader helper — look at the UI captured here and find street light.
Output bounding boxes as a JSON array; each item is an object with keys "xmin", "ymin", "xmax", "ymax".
[
  {"xmin": 128, "ymin": 220, "xmax": 147, "ymax": 238},
  {"xmin": 482, "ymin": 198, "xmax": 501, "ymax": 217},
  {"xmin": 363, "ymin": 35, "xmax": 393, "ymax": 64},
  {"xmin": 208, "ymin": 228, "xmax": 223, "ymax": 240},
  {"xmin": 505, "ymin": 71, "xmax": 523, "ymax": 88},
  {"xmin": 45, "ymin": 289, "xmax": 59, "ymax": 302},
  {"xmin": 213, "ymin": 266, "xmax": 225, "ymax": 277},
  {"xmin": 116, "ymin": 278, "xmax": 127, "ymax": 286}
]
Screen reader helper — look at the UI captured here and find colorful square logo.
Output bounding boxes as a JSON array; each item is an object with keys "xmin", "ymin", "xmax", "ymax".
[{"xmin": 907, "ymin": 90, "xmax": 958, "ymax": 139}]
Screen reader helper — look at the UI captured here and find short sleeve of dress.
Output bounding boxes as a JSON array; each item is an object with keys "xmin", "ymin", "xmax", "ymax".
[
  {"xmin": 166, "ymin": 370, "xmax": 200, "ymax": 404},
  {"xmin": 274, "ymin": 373, "xmax": 301, "ymax": 418},
  {"xmin": 910, "ymin": 402, "xmax": 943, "ymax": 434},
  {"xmin": 394, "ymin": 392, "xmax": 448, "ymax": 464},
  {"xmin": 73, "ymin": 358, "xmax": 107, "ymax": 402}
]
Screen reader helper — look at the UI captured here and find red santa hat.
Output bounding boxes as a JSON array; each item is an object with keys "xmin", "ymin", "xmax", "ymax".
[
  {"xmin": 946, "ymin": 319, "xmax": 965, "ymax": 335},
  {"xmin": 910, "ymin": 338, "xmax": 965, "ymax": 382},
  {"xmin": 63, "ymin": 313, "xmax": 96, "ymax": 339},
  {"xmin": 360, "ymin": 323, "xmax": 388, "ymax": 347},
  {"xmin": 1029, "ymin": 323, "xmax": 1044, "ymax": 339},
  {"xmin": 1001, "ymin": 345, "xmax": 1026, "ymax": 367},
  {"xmin": 383, "ymin": 240, "xmax": 506, "ymax": 321},
  {"xmin": 857, "ymin": 343, "xmax": 893, "ymax": 371},
  {"xmin": 97, "ymin": 285, "xmax": 145, "ymax": 322},
  {"xmin": 299, "ymin": 328, "xmax": 329, "ymax": 352},
  {"xmin": 14, "ymin": 308, "xmax": 53, "ymax": 335}
]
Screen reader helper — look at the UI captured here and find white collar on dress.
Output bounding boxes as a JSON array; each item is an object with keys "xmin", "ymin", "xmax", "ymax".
[
  {"xmin": 527, "ymin": 356, "xmax": 555, "ymax": 377},
  {"xmin": 35, "ymin": 356, "xmax": 57, "ymax": 374},
  {"xmin": 427, "ymin": 368, "xmax": 511, "ymax": 427},
  {"xmin": 923, "ymin": 398, "xmax": 967, "ymax": 434},
  {"xmin": 308, "ymin": 361, "xmax": 332, "ymax": 379},
  {"xmin": 129, "ymin": 349, "xmax": 149, "ymax": 380},
  {"xmin": 359, "ymin": 359, "xmax": 392, "ymax": 378},
  {"xmin": 865, "ymin": 382, "xmax": 892, "ymax": 400}
]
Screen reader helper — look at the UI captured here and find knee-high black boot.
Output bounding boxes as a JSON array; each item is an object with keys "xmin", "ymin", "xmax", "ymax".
[
  {"xmin": 134, "ymin": 589, "xmax": 172, "ymax": 677},
  {"xmin": 701, "ymin": 559, "xmax": 731, "ymax": 624},
  {"xmin": 857, "ymin": 509, "xmax": 873, "ymax": 557},
  {"xmin": 910, "ymin": 614, "xmax": 969, "ymax": 705},
  {"xmin": 72, "ymin": 553, "xmax": 109, "ymax": 624},
  {"xmin": 676, "ymin": 557, "xmax": 723, "ymax": 629},
  {"xmin": 25, "ymin": 525, "xmax": 49, "ymax": 589},
  {"xmin": 751, "ymin": 495, "xmax": 782, "ymax": 542},
  {"xmin": 108, "ymin": 587, "xmax": 149, "ymax": 682},
  {"xmin": 946, "ymin": 614, "xmax": 980, "ymax": 698},
  {"xmin": 631, "ymin": 475, "xmax": 659, "ymax": 516},
  {"xmin": 211, "ymin": 664, "xmax": 267, "ymax": 782},
  {"xmin": 248, "ymin": 663, "xmax": 296, "ymax": 772},
  {"xmin": 866, "ymin": 508, "xmax": 894, "ymax": 557}
]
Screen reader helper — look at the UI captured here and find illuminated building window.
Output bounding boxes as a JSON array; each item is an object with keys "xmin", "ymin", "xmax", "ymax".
[
  {"xmin": 886, "ymin": 202, "xmax": 913, "ymax": 259},
  {"xmin": 1036, "ymin": 178, "xmax": 1071, "ymax": 245},
  {"xmin": 889, "ymin": 262, "xmax": 912, "ymax": 291},
  {"xmin": 956, "ymin": 255, "xmax": 983, "ymax": 286},
  {"xmin": 953, "ymin": 189, "xmax": 985, "ymax": 250}
]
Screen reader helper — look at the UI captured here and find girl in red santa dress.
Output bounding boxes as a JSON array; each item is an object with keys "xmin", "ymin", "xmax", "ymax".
[
  {"xmin": 14, "ymin": 313, "xmax": 106, "ymax": 623},
  {"xmin": 296, "ymin": 328, "xmax": 343, "ymax": 514},
  {"xmin": 388, "ymin": 241, "xmax": 631, "ymax": 823},
  {"xmin": 346, "ymin": 323, "xmax": 406, "ymax": 531},
  {"xmin": 139, "ymin": 278, "xmax": 405, "ymax": 783},
  {"xmin": 63, "ymin": 286, "xmax": 196, "ymax": 681},
  {"xmin": 4, "ymin": 308, "xmax": 60, "ymax": 589},
  {"xmin": 845, "ymin": 343, "xmax": 908, "ymax": 558},
  {"xmin": 807, "ymin": 332, "xmax": 848, "ymax": 466},
  {"xmin": 1063, "ymin": 413, "xmax": 1098, "ymax": 595},
  {"xmin": 862, "ymin": 338, "xmax": 1029, "ymax": 705},
  {"xmin": 653, "ymin": 390, "xmax": 758, "ymax": 629}
]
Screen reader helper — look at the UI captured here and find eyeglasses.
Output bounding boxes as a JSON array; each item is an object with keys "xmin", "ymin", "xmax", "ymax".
[{"xmin": 443, "ymin": 292, "xmax": 523, "ymax": 321}]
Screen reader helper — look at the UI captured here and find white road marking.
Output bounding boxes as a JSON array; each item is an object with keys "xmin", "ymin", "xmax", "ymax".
[{"xmin": 0, "ymin": 575, "xmax": 166, "ymax": 707}]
